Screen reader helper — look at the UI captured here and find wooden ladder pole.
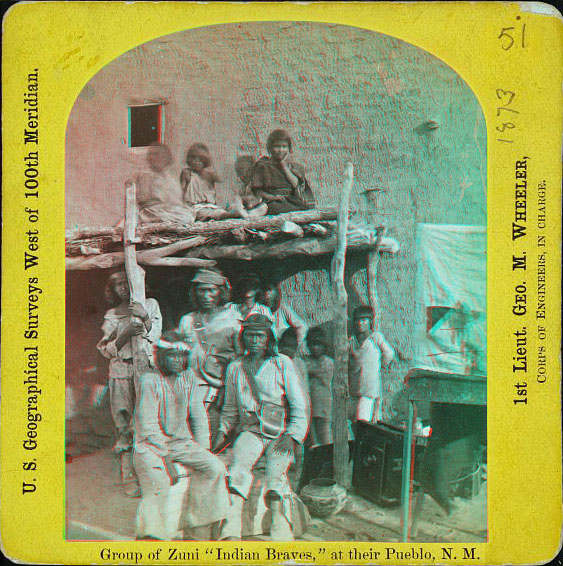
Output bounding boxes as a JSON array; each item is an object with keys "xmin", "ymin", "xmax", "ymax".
[
  {"xmin": 331, "ymin": 162, "xmax": 354, "ymax": 488},
  {"xmin": 123, "ymin": 183, "xmax": 150, "ymax": 381}
]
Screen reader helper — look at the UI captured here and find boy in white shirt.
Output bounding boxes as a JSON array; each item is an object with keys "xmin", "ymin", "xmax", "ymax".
[{"xmin": 349, "ymin": 306, "xmax": 394, "ymax": 423}]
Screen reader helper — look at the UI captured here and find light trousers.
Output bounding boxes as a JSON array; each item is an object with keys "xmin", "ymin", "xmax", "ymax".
[
  {"xmin": 134, "ymin": 450, "xmax": 187, "ymax": 540},
  {"xmin": 109, "ymin": 377, "xmax": 135, "ymax": 452},
  {"xmin": 221, "ymin": 431, "xmax": 293, "ymax": 539},
  {"xmin": 135, "ymin": 442, "xmax": 230, "ymax": 539},
  {"xmin": 356, "ymin": 395, "xmax": 381, "ymax": 423}
]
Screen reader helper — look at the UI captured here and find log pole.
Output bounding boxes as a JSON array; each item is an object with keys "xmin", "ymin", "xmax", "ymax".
[
  {"xmin": 331, "ymin": 163, "xmax": 354, "ymax": 488},
  {"xmin": 65, "ymin": 236, "xmax": 210, "ymax": 270},
  {"xmin": 66, "ymin": 209, "xmax": 338, "ymax": 242},
  {"xmin": 123, "ymin": 183, "xmax": 150, "ymax": 379},
  {"xmin": 141, "ymin": 257, "xmax": 216, "ymax": 268},
  {"xmin": 366, "ymin": 226, "xmax": 386, "ymax": 331}
]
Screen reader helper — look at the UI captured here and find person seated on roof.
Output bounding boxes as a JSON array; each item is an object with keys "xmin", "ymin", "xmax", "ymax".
[
  {"xmin": 250, "ymin": 129, "xmax": 315, "ymax": 216},
  {"xmin": 227, "ymin": 273, "xmax": 273, "ymax": 322},
  {"xmin": 135, "ymin": 142, "xmax": 195, "ymax": 226},
  {"xmin": 235, "ymin": 155, "xmax": 269, "ymax": 217},
  {"xmin": 181, "ymin": 143, "xmax": 262, "ymax": 221}
]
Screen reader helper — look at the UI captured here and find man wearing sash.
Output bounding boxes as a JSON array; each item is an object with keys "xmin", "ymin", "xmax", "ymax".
[
  {"xmin": 177, "ymin": 268, "xmax": 241, "ymax": 449},
  {"xmin": 213, "ymin": 314, "xmax": 310, "ymax": 541}
]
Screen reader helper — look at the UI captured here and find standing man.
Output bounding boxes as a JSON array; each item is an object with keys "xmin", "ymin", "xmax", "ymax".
[
  {"xmin": 227, "ymin": 274, "xmax": 273, "ymax": 322},
  {"xmin": 213, "ymin": 314, "xmax": 310, "ymax": 541},
  {"xmin": 349, "ymin": 306, "xmax": 394, "ymax": 424},
  {"xmin": 97, "ymin": 269, "xmax": 162, "ymax": 496},
  {"xmin": 177, "ymin": 268, "xmax": 241, "ymax": 449}
]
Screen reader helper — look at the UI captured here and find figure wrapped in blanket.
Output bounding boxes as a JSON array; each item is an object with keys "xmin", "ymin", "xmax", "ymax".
[
  {"xmin": 135, "ymin": 143, "xmax": 195, "ymax": 226},
  {"xmin": 250, "ymin": 129, "xmax": 315, "ymax": 215}
]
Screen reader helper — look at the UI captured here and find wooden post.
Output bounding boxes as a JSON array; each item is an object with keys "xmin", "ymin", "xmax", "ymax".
[
  {"xmin": 331, "ymin": 163, "xmax": 354, "ymax": 487},
  {"xmin": 123, "ymin": 183, "xmax": 150, "ymax": 380},
  {"xmin": 401, "ymin": 400, "xmax": 416, "ymax": 541},
  {"xmin": 366, "ymin": 226, "xmax": 386, "ymax": 331}
]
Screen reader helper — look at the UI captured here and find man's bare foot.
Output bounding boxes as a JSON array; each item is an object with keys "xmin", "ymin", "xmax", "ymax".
[
  {"xmin": 269, "ymin": 499, "xmax": 293, "ymax": 541},
  {"xmin": 270, "ymin": 510, "xmax": 293, "ymax": 541}
]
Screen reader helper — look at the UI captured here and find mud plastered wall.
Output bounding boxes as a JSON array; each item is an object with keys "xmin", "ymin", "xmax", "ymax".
[{"xmin": 66, "ymin": 22, "xmax": 486, "ymax": 420}]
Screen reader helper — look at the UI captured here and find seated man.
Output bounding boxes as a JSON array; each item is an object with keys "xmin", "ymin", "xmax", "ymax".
[
  {"xmin": 213, "ymin": 314, "xmax": 310, "ymax": 541},
  {"xmin": 134, "ymin": 334, "xmax": 230, "ymax": 540}
]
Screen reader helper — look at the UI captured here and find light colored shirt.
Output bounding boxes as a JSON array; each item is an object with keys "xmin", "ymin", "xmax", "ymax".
[
  {"xmin": 272, "ymin": 304, "xmax": 308, "ymax": 345},
  {"xmin": 219, "ymin": 354, "xmax": 310, "ymax": 444},
  {"xmin": 293, "ymin": 357, "xmax": 309, "ymax": 390},
  {"xmin": 227, "ymin": 302, "xmax": 273, "ymax": 322},
  {"xmin": 177, "ymin": 308, "xmax": 241, "ymax": 385},
  {"xmin": 136, "ymin": 170, "xmax": 184, "ymax": 208},
  {"xmin": 182, "ymin": 170, "xmax": 219, "ymax": 210},
  {"xmin": 97, "ymin": 298, "xmax": 162, "ymax": 379},
  {"xmin": 349, "ymin": 331, "xmax": 394, "ymax": 398},
  {"xmin": 134, "ymin": 371, "xmax": 192, "ymax": 457}
]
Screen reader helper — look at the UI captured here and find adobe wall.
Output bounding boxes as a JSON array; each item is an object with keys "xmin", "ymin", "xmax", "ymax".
[{"xmin": 65, "ymin": 22, "xmax": 486, "ymax": 421}]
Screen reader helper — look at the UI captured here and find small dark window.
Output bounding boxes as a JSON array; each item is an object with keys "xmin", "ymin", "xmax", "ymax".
[{"xmin": 128, "ymin": 104, "xmax": 163, "ymax": 147}]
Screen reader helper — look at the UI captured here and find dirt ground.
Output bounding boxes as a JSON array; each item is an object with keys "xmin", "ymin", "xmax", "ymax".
[{"xmin": 66, "ymin": 448, "xmax": 487, "ymax": 543}]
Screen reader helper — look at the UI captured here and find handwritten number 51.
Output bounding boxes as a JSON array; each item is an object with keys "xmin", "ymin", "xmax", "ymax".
[{"xmin": 498, "ymin": 17, "xmax": 527, "ymax": 50}]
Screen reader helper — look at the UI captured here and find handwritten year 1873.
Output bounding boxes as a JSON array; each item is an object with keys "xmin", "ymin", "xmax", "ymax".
[
  {"xmin": 495, "ymin": 16, "xmax": 527, "ymax": 144},
  {"xmin": 496, "ymin": 16, "xmax": 528, "ymax": 143}
]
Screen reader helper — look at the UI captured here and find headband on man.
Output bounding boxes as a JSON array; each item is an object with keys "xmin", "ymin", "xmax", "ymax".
[
  {"xmin": 242, "ymin": 314, "xmax": 274, "ymax": 332},
  {"xmin": 155, "ymin": 337, "xmax": 191, "ymax": 353},
  {"xmin": 191, "ymin": 269, "xmax": 228, "ymax": 287}
]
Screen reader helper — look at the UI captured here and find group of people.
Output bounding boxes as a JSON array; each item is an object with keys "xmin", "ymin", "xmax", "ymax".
[
  {"xmin": 96, "ymin": 267, "xmax": 394, "ymax": 541},
  {"xmin": 134, "ymin": 129, "xmax": 315, "ymax": 227}
]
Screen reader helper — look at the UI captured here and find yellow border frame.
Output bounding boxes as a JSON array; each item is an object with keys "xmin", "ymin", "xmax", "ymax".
[{"xmin": 2, "ymin": 2, "xmax": 562, "ymax": 564}]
